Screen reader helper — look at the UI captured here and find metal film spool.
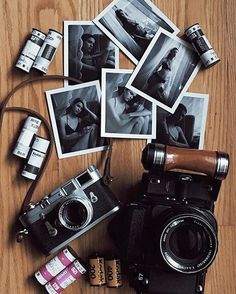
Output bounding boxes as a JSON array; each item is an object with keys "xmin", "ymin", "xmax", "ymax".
[
  {"xmin": 185, "ymin": 23, "xmax": 220, "ymax": 68},
  {"xmin": 33, "ymin": 29, "xmax": 63, "ymax": 73},
  {"xmin": 21, "ymin": 136, "xmax": 50, "ymax": 180},
  {"xmin": 13, "ymin": 116, "xmax": 42, "ymax": 158},
  {"xmin": 15, "ymin": 28, "xmax": 46, "ymax": 73},
  {"xmin": 215, "ymin": 152, "xmax": 230, "ymax": 180},
  {"xmin": 105, "ymin": 257, "xmax": 123, "ymax": 288},
  {"xmin": 88, "ymin": 254, "xmax": 106, "ymax": 286},
  {"xmin": 45, "ymin": 259, "xmax": 86, "ymax": 294},
  {"xmin": 34, "ymin": 246, "xmax": 77, "ymax": 285}
]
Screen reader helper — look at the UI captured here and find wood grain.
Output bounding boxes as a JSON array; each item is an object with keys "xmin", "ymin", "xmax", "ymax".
[{"xmin": 0, "ymin": 0, "xmax": 235, "ymax": 293}]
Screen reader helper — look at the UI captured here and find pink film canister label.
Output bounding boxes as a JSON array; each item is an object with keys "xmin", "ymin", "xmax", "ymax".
[
  {"xmin": 45, "ymin": 259, "xmax": 86, "ymax": 294},
  {"xmin": 35, "ymin": 247, "xmax": 77, "ymax": 285}
]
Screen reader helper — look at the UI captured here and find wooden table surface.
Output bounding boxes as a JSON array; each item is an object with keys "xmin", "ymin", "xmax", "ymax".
[{"xmin": 0, "ymin": 0, "xmax": 235, "ymax": 293}]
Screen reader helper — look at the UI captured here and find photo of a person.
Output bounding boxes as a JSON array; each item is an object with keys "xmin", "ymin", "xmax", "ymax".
[
  {"xmin": 107, "ymin": 87, "xmax": 151, "ymax": 134},
  {"xmin": 115, "ymin": 8, "xmax": 154, "ymax": 50},
  {"xmin": 146, "ymin": 47, "xmax": 179, "ymax": 102},
  {"xmin": 150, "ymin": 93, "xmax": 209, "ymax": 149},
  {"xmin": 101, "ymin": 69, "xmax": 156, "ymax": 139},
  {"xmin": 126, "ymin": 28, "xmax": 201, "ymax": 113},
  {"xmin": 46, "ymin": 81, "xmax": 107, "ymax": 159},
  {"xmin": 156, "ymin": 103, "xmax": 190, "ymax": 148},
  {"xmin": 93, "ymin": 0, "xmax": 179, "ymax": 64},
  {"xmin": 64, "ymin": 21, "xmax": 119, "ymax": 86},
  {"xmin": 58, "ymin": 98, "xmax": 100, "ymax": 152}
]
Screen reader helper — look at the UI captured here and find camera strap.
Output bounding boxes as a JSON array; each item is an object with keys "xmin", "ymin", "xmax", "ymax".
[{"xmin": 0, "ymin": 74, "xmax": 113, "ymax": 217}]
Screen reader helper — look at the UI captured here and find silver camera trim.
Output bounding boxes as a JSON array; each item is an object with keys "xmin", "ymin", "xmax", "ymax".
[
  {"xmin": 50, "ymin": 205, "xmax": 119, "ymax": 254},
  {"xmin": 58, "ymin": 194, "xmax": 93, "ymax": 231}
]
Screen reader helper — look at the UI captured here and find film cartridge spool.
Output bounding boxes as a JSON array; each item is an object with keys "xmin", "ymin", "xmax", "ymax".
[
  {"xmin": 185, "ymin": 23, "xmax": 220, "ymax": 68},
  {"xmin": 15, "ymin": 28, "xmax": 46, "ymax": 73},
  {"xmin": 35, "ymin": 246, "xmax": 78, "ymax": 285},
  {"xmin": 33, "ymin": 29, "xmax": 63, "ymax": 74},
  {"xmin": 88, "ymin": 252, "xmax": 106, "ymax": 286},
  {"xmin": 13, "ymin": 116, "xmax": 41, "ymax": 159},
  {"xmin": 105, "ymin": 254, "xmax": 123, "ymax": 288}
]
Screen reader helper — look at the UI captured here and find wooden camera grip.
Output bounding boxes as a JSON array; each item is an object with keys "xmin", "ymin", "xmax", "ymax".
[
  {"xmin": 142, "ymin": 144, "xmax": 229, "ymax": 180},
  {"xmin": 164, "ymin": 146, "xmax": 217, "ymax": 177}
]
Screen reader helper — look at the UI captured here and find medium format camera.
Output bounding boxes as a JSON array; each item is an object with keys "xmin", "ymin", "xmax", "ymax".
[
  {"xmin": 109, "ymin": 144, "xmax": 229, "ymax": 294},
  {"xmin": 19, "ymin": 165, "xmax": 120, "ymax": 255}
]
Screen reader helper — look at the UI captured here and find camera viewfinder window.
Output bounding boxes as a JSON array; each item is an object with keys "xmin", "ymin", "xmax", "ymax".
[
  {"xmin": 62, "ymin": 182, "xmax": 77, "ymax": 195},
  {"xmin": 76, "ymin": 172, "xmax": 92, "ymax": 186}
]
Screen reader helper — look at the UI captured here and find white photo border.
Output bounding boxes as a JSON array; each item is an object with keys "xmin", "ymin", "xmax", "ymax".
[
  {"xmin": 126, "ymin": 28, "xmax": 202, "ymax": 113},
  {"xmin": 46, "ymin": 81, "xmax": 108, "ymax": 159},
  {"xmin": 101, "ymin": 68, "xmax": 157, "ymax": 139},
  {"xmin": 93, "ymin": 0, "xmax": 180, "ymax": 65},
  {"xmin": 64, "ymin": 20, "xmax": 120, "ymax": 87}
]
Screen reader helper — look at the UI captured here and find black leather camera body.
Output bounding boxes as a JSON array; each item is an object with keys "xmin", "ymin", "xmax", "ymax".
[
  {"xmin": 19, "ymin": 165, "xmax": 120, "ymax": 255},
  {"xmin": 109, "ymin": 144, "xmax": 229, "ymax": 294}
]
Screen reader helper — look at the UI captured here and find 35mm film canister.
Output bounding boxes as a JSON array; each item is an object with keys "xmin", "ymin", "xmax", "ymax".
[
  {"xmin": 45, "ymin": 259, "xmax": 87, "ymax": 294},
  {"xmin": 105, "ymin": 257, "xmax": 123, "ymax": 288},
  {"xmin": 35, "ymin": 246, "xmax": 78, "ymax": 285},
  {"xmin": 33, "ymin": 29, "xmax": 63, "ymax": 73},
  {"xmin": 15, "ymin": 28, "xmax": 46, "ymax": 73},
  {"xmin": 13, "ymin": 116, "xmax": 41, "ymax": 158},
  {"xmin": 185, "ymin": 23, "xmax": 220, "ymax": 68},
  {"xmin": 88, "ymin": 253, "xmax": 106, "ymax": 286},
  {"xmin": 21, "ymin": 135, "xmax": 50, "ymax": 180}
]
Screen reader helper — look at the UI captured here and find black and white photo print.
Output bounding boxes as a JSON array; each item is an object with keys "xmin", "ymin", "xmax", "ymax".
[
  {"xmin": 101, "ymin": 69, "xmax": 156, "ymax": 139},
  {"xmin": 150, "ymin": 92, "xmax": 209, "ymax": 149},
  {"xmin": 126, "ymin": 28, "xmax": 202, "ymax": 113},
  {"xmin": 46, "ymin": 81, "xmax": 108, "ymax": 159},
  {"xmin": 93, "ymin": 0, "xmax": 179, "ymax": 64},
  {"xmin": 64, "ymin": 21, "xmax": 119, "ymax": 86}
]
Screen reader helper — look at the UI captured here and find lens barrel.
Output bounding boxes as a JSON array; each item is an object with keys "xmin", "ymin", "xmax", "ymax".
[
  {"xmin": 159, "ymin": 208, "xmax": 218, "ymax": 274},
  {"xmin": 58, "ymin": 196, "xmax": 93, "ymax": 231}
]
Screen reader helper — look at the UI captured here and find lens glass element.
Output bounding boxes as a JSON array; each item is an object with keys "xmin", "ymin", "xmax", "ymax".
[
  {"xmin": 62, "ymin": 201, "xmax": 88, "ymax": 228},
  {"xmin": 160, "ymin": 214, "xmax": 217, "ymax": 274},
  {"xmin": 169, "ymin": 223, "xmax": 207, "ymax": 260},
  {"xmin": 58, "ymin": 196, "xmax": 93, "ymax": 231}
]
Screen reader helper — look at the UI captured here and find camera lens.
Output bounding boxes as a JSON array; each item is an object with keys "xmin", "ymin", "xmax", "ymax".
[
  {"xmin": 58, "ymin": 196, "xmax": 93, "ymax": 231},
  {"xmin": 62, "ymin": 201, "xmax": 88, "ymax": 227},
  {"xmin": 160, "ymin": 209, "xmax": 217, "ymax": 274}
]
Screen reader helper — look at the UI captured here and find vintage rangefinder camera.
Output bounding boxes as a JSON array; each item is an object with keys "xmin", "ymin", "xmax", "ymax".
[
  {"xmin": 19, "ymin": 165, "xmax": 120, "ymax": 255},
  {"xmin": 109, "ymin": 144, "xmax": 229, "ymax": 294}
]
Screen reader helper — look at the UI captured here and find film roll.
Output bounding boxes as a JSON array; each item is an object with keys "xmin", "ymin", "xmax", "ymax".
[
  {"xmin": 88, "ymin": 253, "xmax": 106, "ymax": 286},
  {"xmin": 35, "ymin": 246, "xmax": 78, "ymax": 285},
  {"xmin": 33, "ymin": 29, "xmax": 63, "ymax": 73},
  {"xmin": 185, "ymin": 23, "xmax": 220, "ymax": 68},
  {"xmin": 105, "ymin": 256, "xmax": 123, "ymax": 288},
  {"xmin": 45, "ymin": 259, "xmax": 86, "ymax": 294},
  {"xmin": 13, "ymin": 116, "xmax": 41, "ymax": 159},
  {"xmin": 15, "ymin": 28, "xmax": 46, "ymax": 73}
]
